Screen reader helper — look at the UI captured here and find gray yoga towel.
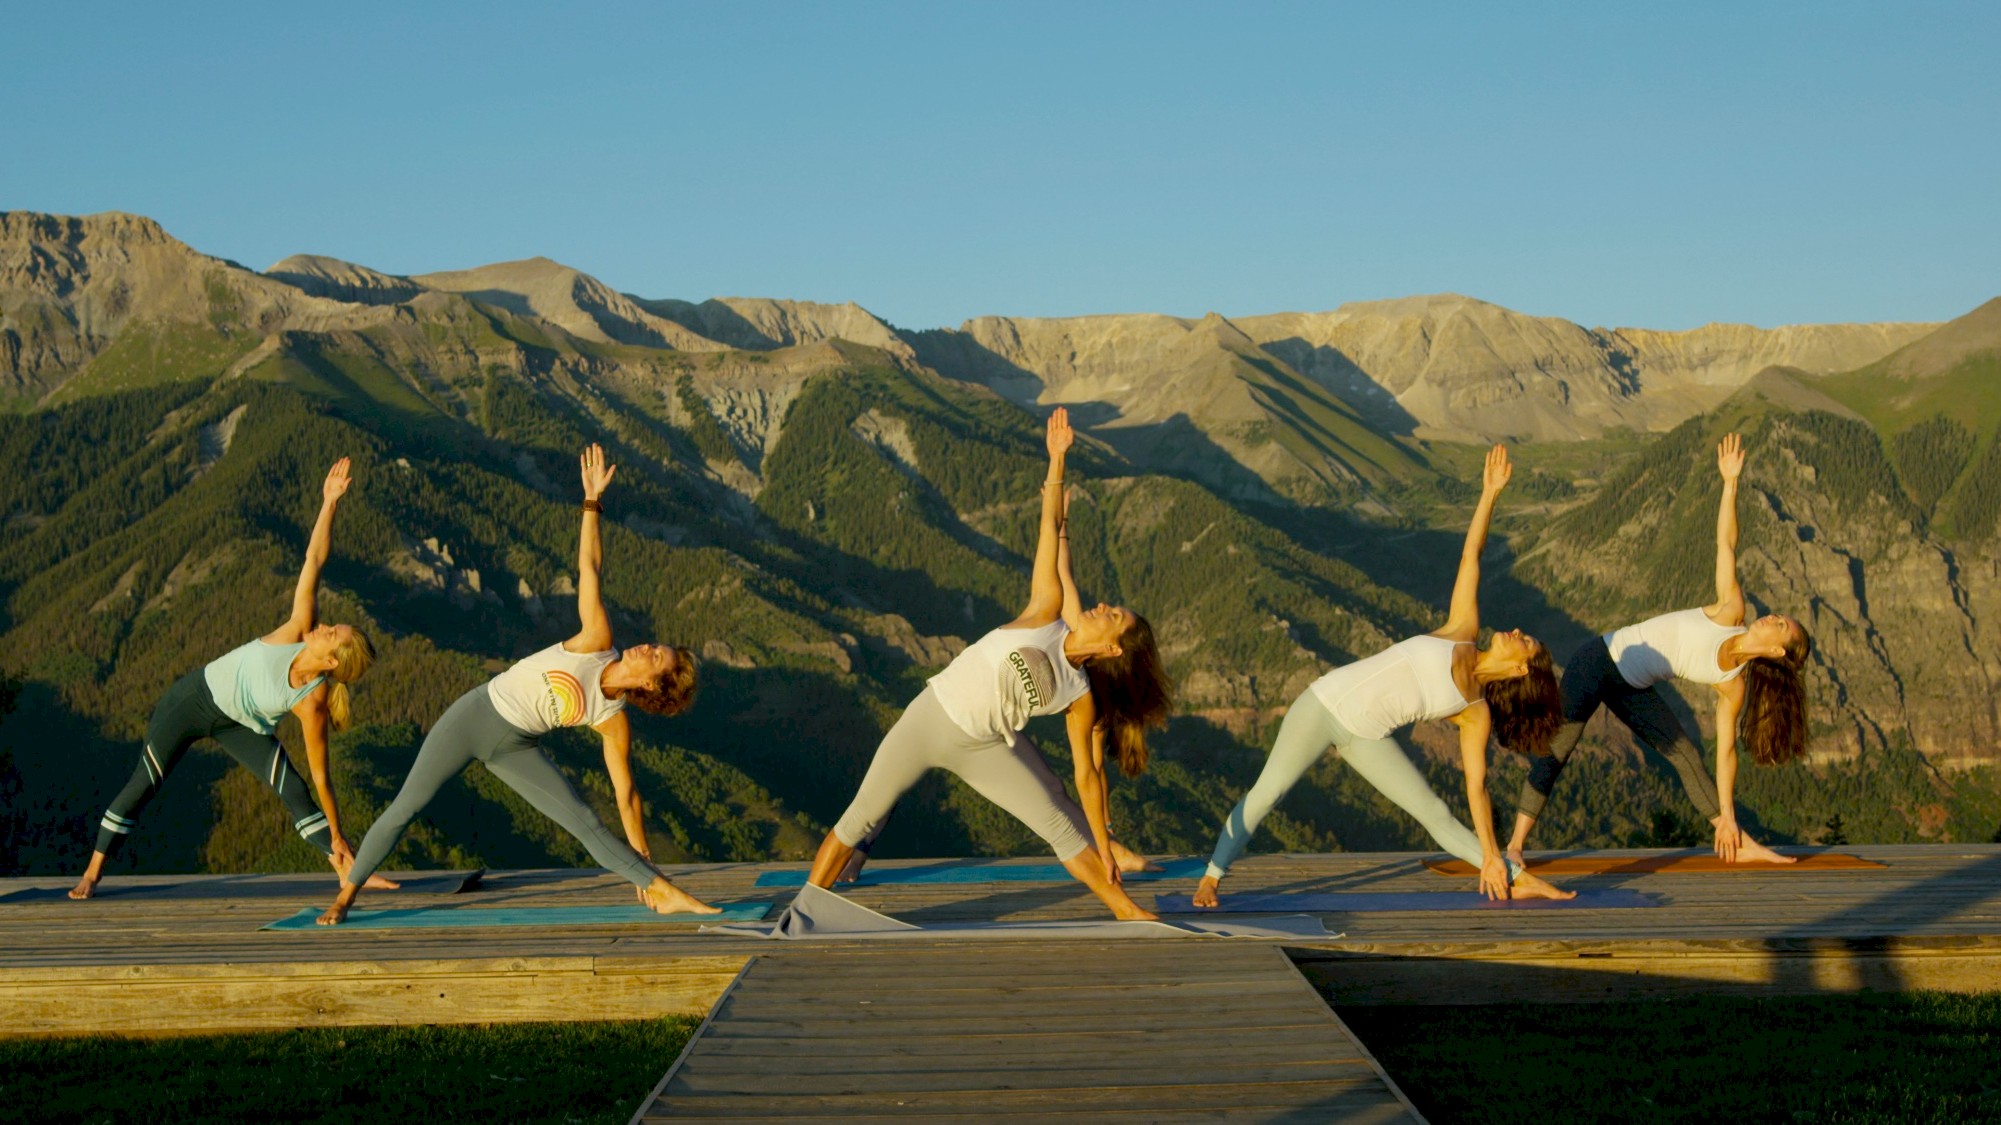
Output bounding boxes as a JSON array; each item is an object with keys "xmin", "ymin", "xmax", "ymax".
[{"xmin": 703, "ymin": 882, "xmax": 1338, "ymax": 941}]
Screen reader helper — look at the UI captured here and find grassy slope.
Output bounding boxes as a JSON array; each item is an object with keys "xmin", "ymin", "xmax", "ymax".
[
  {"xmin": 1343, "ymin": 992, "xmax": 2001, "ymax": 1125},
  {"xmin": 0, "ymin": 1017, "xmax": 699, "ymax": 1125}
]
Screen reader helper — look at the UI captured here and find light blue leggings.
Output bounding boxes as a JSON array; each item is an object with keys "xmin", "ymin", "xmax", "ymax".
[{"xmin": 1206, "ymin": 688, "xmax": 1517, "ymax": 881}]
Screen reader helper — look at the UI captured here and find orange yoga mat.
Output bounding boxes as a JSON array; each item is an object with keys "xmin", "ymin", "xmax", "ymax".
[{"xmin": 1424, "ymin": 852, "xmax": 1885, "ymax": 876}]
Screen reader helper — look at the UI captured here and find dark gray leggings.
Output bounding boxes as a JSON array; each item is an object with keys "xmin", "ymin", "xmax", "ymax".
[
  {"xmin": 96, "ymin": 669, "xmax": 332, "ymax": 858},
  {"xmin": 346, "ymin": 684, "xmax": 661, "ymax": 887},
  {"xmin": 1518, "ymin": 637, "xmax": 1722, "ymax": 821}
]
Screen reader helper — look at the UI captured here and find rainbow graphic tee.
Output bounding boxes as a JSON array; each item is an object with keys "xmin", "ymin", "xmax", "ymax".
[{"xmin": 487, "ymin": 643, "xmax": 624, "ymax": 735}]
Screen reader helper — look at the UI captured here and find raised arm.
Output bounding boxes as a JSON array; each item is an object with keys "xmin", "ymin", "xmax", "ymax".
[
  {"xmin": 1436, "ymin": 445, "xmax": 1511, "ymax": 642},
  {"xmin": 1055, "ymin": 488, "xmax": 1085, "ymax": 627},
  {"xmin": 1010, "ymin": 409, "xmax": 1072, "ymax": 629},
  {"xmin": 271, "ymin": 458, "xmax": 351, "ymax": 644},
  {"xmin": 1711, "ymin": 433, "xmax": 1747, "ymax": 625},
  {"xmin": 1065, "ymin": 693, "xmax": 1117, "ymax": 881},
  {"xmin": 1451, "ymin": 702, "xmax": 1509, "ymax": 899},
  {"xmin": 568, "ymin": 444, "xmax": 616, "ymax": 653}
]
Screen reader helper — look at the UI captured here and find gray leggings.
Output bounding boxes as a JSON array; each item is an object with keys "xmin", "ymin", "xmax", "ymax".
[
  {"xmin": 832, "ymin": 687, "xmax": 1091, "ymax": 861},
  {"xmin": 1517, "ymin": 636, "xmax": 1722, "ymax": 822},
  {"xmin": 346, "ymin": 684, "xmax": 660, "ymax": 888},
  {"xmin": 1206, "ymin": 688, "xmax": 1511, "ymax": 880}
]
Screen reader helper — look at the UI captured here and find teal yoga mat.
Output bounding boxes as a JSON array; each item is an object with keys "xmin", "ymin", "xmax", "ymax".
[
  {"xmin": 1152, "ymin": 888, "xmax": 1659, "ymax": 913},
  {"xmin": 754, "ymin": 857, "xmax": 1209, "ymax": 887},
  {"xmin": 263, "ymin": 901, "xmax": 772, "ymax": 930}
]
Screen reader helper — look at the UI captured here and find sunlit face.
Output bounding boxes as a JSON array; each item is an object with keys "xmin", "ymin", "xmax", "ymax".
[
  {"xmin": 303, "ymin": 623, "xmax": 355, "ymax": 659},
  {"xmin": 1073, "ymin": 603, "xmax": 1135, "ymax": 650},
  {"xmin": 622, "ymin": 643, "xmax": 679, "ymax": 689},
  {"xmin": 1744, "ymin": 614, "xmax": 1802, "ymax": 655},
  {"xmin": 1485, "ymin": 628, "xmax": 1544, "ymax": 675}
]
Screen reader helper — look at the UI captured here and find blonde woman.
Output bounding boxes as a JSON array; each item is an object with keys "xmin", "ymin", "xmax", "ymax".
[{"xmin": 70, "ymin": 458, "xmax": 388, "ymax": 899}]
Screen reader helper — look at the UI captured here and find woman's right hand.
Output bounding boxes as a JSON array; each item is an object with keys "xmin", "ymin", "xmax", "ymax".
[
  {"xmin": 1046, "ymin": 407, "xmax": 1073, "ymax": 460},
  {"xmin": 1479, "ymin": 852, "xmax": 1511, "ymax": 900},
  {"xmin": 580, "ymin": 442, "xmax": 617, "ymax": 500},
  {"xmin": 322, "ymin": 457, "xmax": 352, "ymax": 504},
  {"xmin": 1717, "ymin": 432, "xmax": 1745, "ymax": 482}
]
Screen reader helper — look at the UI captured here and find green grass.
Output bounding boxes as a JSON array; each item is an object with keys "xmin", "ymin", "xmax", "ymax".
[
  {"xmin": 0, "ymin": 1016, "xmax": 701, "ymax": 1125},
  {"xmin": 1341, "ymin": 992, "xmax": 2001, "ymax": 1125}
]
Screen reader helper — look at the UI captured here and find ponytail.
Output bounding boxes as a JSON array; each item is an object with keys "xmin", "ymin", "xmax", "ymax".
[
  {"xmin": 1083, "ymin": 614, "xmax": 1173, "ymax": 778},
  {"xmin": 326, "ymin": 629, "xmax": 376, "ymax": 732},
  {"xmin": 1742, "ymin": 626, "xmax": 1812, "ymax": 766}
]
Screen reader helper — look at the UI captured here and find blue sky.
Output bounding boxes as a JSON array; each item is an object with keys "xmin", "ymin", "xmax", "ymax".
[{"xmin": 4, "ymin": 2, "xmax": 1995, "ymax": 330}]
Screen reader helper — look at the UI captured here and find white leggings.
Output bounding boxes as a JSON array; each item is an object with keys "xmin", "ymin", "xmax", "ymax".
[
  {"xmin": 1206, "ymin": 688, "xmax": 1510, "ymax": 880},
  {"xmin": 833, "ymin": 687, "xmax": 1092, "ymax": 861}
]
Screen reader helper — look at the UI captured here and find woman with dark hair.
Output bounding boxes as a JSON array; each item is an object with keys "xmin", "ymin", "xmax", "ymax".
[
  {"xmin": 804, "ymin": 408, "xmax": 1173, "ymax": 920},
  {"xmin": 318, "ymin": 444, "xmax": 715, "ymax": 924},
  {"xmin": 1507, "ymin": 433, "xmax": 1810, "ymax": 866},
  {"xmin": 1194, "ymin": 445, "xmax": 1573, "ymax": 907},
  {"xmin": 71, "ymin": 458, "xmax": 389, "ymax": 900}
]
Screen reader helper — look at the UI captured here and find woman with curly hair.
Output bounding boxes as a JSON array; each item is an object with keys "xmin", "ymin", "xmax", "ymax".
[
  {"xmin": 319, "ymin": 444, "xmax": 715, "ymax": 923},
  {"xmin": 70, "ymin": 458, "xmax": 386, "ymax": 900},
  {"xmin": 804, "ymin": 408, "xmax": 1173, "ymax": 920},
  {"xmin": 1195, "ymin": 445, "xmax": 1573, "ymax": 907},
  {"xmin": 1507, "ymin": 433, "xmax": 1810, "ymax": 867}
]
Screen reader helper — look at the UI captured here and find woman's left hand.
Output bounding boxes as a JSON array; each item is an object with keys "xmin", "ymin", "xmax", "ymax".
[
  {"xmin": 1713, "ymin": 815, "xmax": 1743, "ymax": 863},
  {"xmin": 1479, "ymin": 852, "xmax": 1510, "ymax": 900},
  {"xmin": 1046, "ymin": 407, "xmax": 1073, "ymax": 459},
  {"xmin": 1480, "ymin": 444, "xmax": 1512, "ymax": 495}
]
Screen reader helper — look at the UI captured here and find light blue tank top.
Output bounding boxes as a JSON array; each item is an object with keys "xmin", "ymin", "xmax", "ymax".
[{"xmin": 203, "ymin": 639, "xmax": 322, "ymax": 734}]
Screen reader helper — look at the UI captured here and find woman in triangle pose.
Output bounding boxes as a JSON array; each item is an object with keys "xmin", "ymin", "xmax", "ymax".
[
  {"xmin": 318, "ymin": 444, "xmax": 716, "ymax": 924},
  {"xmin": 1506, "ymin": 433, "xmax": 1809, "ymax": 867},
  {"xmin": 803, "ymin": 407, "xmax": 1173, "ymax": 919},
  {"xmin": 70, "ymin": 458, "xmax": 391, "ymax": 900},
  {"xmin": 1195, "ymin": 445, "xmax": 1574, "ymax": 906}
]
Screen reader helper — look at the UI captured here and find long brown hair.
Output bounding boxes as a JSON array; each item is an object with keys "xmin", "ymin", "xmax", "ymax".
[
  {"xmin": 1485, "ymin": 643, "xmax": 1561, "ymax": 756},
  {"xmin": 1083, "ymin": 614, "xmax": 1173, "ymax": 778},
  {"xmin": 621, "ymin": 646, "xmax": 699, "ymax": 716},
  {"xmin": 326, "ymin": 629, "xmax": 375, "ymax": 732},
  {"xmin": 1742, "ymin": 625, "xmax": 1813, "ymax": 766}
]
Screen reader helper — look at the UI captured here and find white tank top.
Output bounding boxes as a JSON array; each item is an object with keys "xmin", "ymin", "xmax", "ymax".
[
  {"xmin": 1308, "ymin": 634, "xmax": 1476, "ymax": 740},
  {"xmin": 1603, "ymin": 607, "xmax": 1746, "ymax": 689},
  {"xmin": 487, "ymin": 643, "xmax": 626, "ymax": 735},
  {"xmin": 928, "ymin": 620, "xmax": 1091, "ymax": 741}
]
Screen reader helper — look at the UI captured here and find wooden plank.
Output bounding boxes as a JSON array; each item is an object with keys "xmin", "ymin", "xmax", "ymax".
[
  {"xmin": 1, "ymin": 954, "xmax": 747, "ymax": 1037},
  {"xmin": 646, "ymin": 1079, "xmax": 1407, "ymax": 1116},
  {"xmin": 1425, "ymin": 852, "xmax": 1887, "ymax": 875}
]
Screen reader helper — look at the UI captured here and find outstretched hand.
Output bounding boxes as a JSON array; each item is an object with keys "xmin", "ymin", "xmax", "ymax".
[
  {"xmin": 322, "ymin": 457, "xmax": 353, "ymax": 504},
  {"xmin": 1717, "ymin": 432, "xmax": 1745, "ymax": 482},
  {"xmin": 1045, "ymin": 407, "xmax": 1074, "ymax": 460},
  {"xmin": 581, "ymin": 443, "xmax": 617, "ymax": 501},
  {"xmin": 1480, "ymin": 444, "xmax": 1513, "ymax": 495}
]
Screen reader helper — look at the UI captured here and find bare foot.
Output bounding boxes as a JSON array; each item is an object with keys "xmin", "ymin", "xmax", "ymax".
[
  {"xmin": 1191, "ymin": 875, "xmax": 1221, "ymax": 909},
  {"xmin": 362, "ymin": 872, "xmax": 402, "ymax": 890},
  {"xmin": 329, "ymin": 852, "xmax": 402, "ymax": 891},
  {"xmin": 836, "ymin": 849, "xmax": 868, "ymax": 884},
  {"xmin": 643, "ymin": 880, "xmax": 721, "ymax": 916},
  {"xmin": 1733, "ymin": 836, "xmax": 1798, "ymax": 864},
  {"xmin": 1510, "ymin": 872, "xmax": 1577, "ymax": 901},
  {"xmin": 317, "ymin": 884, "xmax": 360, "ymax": 926},
  {"xmin": 1112, "ymin": 902, "xmax": 1159, "ymax": 922},
  {"xmin": 1109, "ymin": 840, "xmax": 1162, "ymax": 874},
  {"xmin": 67, "ymin": 876, "xmax": 100, "ymax": 901}
]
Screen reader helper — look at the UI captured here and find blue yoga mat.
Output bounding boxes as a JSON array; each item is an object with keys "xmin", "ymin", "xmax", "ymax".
[
  {"xmin": 754, "ymin": 857, "xmax": 1210, "ymax": 888},
  {"xmin": 1152, "ymin": 888, "xmax": 1660, "ymax": 913},
  {"xmin": 263, "ymin": 901, "xmax": 772, "ymax": 930}
]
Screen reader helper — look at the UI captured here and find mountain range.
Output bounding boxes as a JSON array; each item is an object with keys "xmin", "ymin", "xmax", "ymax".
[{"xmin": 3, "ymin": 209, "xmax": 1998, "ymax": 881}]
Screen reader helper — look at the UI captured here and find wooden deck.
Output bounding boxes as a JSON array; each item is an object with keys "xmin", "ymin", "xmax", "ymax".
[
  {"xmin": 4, "ymin": 844, "xmax": 1998, "ymax": 1120},
  {"xmin": 630, "ymin": 944, "xmax": 1422, "ymax": 1123}
]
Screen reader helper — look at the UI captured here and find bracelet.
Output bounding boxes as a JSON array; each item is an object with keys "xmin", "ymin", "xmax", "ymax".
[
  {"xmin": 582, "ymin": 499, "xmax": 603, "ymax": 513},
  {"xmin": 1043, "ymin": 479, "xmax": 1064, "ymax": 489}
]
